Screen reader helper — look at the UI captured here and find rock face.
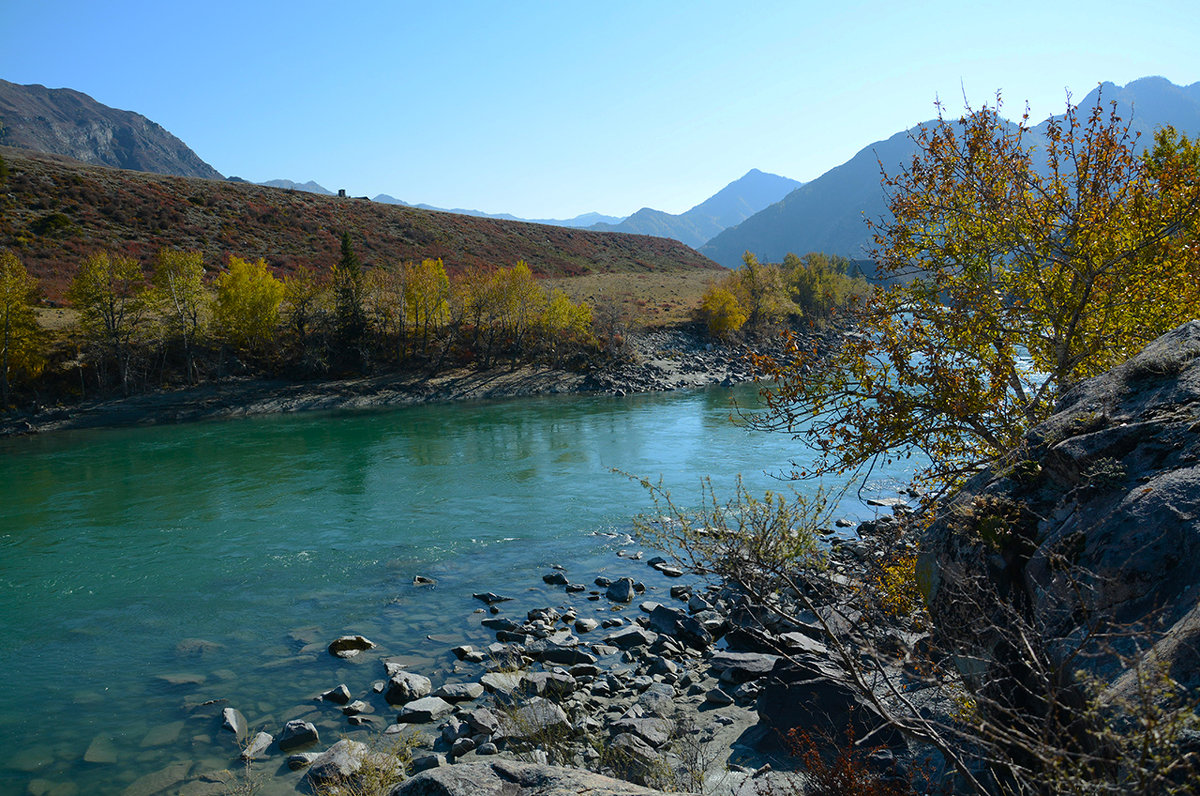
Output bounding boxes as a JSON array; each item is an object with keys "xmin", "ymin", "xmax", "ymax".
[
  {"xmin": 0, "ymin": 79, "xmax": 224, "ymax": 179},
  {"xmin": 389, "ymin": 759, "xmax": 671, "ymax": 795},
  {"xmin": 921, "ymin": 321, "xmax": 1200, "ymax": 696}
]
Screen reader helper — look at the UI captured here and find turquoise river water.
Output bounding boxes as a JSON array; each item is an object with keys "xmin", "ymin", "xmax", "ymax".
[{"xmin": 0, "ymin": 384, "xmax": 912, "ymax": 795}]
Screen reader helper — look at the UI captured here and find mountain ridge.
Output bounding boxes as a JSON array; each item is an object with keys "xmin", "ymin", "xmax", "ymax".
[{"xmin": 0, "ymin": 79, "xmax": 223, "ymax": 180}]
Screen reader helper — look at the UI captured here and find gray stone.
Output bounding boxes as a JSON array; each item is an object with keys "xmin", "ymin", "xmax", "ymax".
[
  {"xmin": 464, "ymin": 707, "xmax": 500, "ymax": 735},
  {"xmin": 611, "ymin": 717, "xmax": 673, "ymax": 748},
  {"xmin": 327, "ymin": 634, "xmax": 376, "ymax": 659},
  {"xmin": 411, "ymin": 752, "xmax": 447, "ymax": 773},
  {"xmin": 451, "ymin": 736, "xmax": 477, "ymax": 757},
  {"xmin": 305, "ymin": 739, "xmax": 368, "ymax": 785},
  {"xmin": 710, "ymin": 651, "xmax": 781, "ymax": 683},
  {"xmin": 240, "ymin": 731, "xmax": 274, "ymax": 761},
  {"xmin": 542, "ymin": 571, "xmax": 569, "ymax": 585},
  {"xmin": 433, "ymin": 682, "xmax": 484, "ymax": 702},
  {"xmin": 521, "ymin": 671, "xmax": 578, "ymax": 699},
  {"xmin": 286, "ymin": 752, "xmax": 321, "ymax": 770},
  {"xmin": 220, "ymin": 707, "xmax": 246, "ymax": 738},
  {"xmin": 320, "ymin": 684, "xmax": 352, "ymax": 705},
  {"xmin": 573, "ymin": 618, "xmax": 598, "ymax": 633},
  {"xmin": 390, "ymin": 759, "xmax": 669, "ymax": 795},
  {"xmin": 496, "ymin": 697, "xmax": 571, "ymax": 741},
  {"xmin": 385, "ymin": 671, "xmax": 433, "ymax": 705},
  {"xmin": 278, "ymin": 720, "xmax": 319, "ymax": 752},
  {"xmin": 606, "ymin": 577, "xmax": 636, "ymax": 603},
  {"xmin": 647, "ymin": 604, "xmax": 712, "ymax": 650},
  {"xmin": 342, "ymin": 700, "xmax": 372, "ymax": 716},
  {"xmin": 604, "ymin": 626, "xmax": 657, "ymax": 649},
  {"xmin": 706, "ymin": 688, "xmax": 734, "ymax": 706},
  {"xmin": 472, "ymin": 592, "xmax": 512, "ymax": 605},
  {"xmin": 398, "ymin": 696, "xmax": 454, "ymax": 723},
  {"xmin": 479, "ymin": 670, "xmax": 525, "ymax": 694}
]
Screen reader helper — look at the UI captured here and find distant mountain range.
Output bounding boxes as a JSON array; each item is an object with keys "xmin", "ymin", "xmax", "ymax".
[
  {"xmin": 702, "ymin": 76, "xmax": 1200, "ymax": 267},
  {"xmin": 371, "ymin": 194, "xmax": 623, "ymax": 228},
  {"xmin": 0, "ymin": 79, "xmax": 223, "ymax": 180},
  {"xmin": 586, "ymin": 169, "xmax": 802, "ymax": 248}
]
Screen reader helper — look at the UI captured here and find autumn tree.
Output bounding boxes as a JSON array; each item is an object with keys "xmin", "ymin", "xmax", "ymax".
[
  {"xmin": 755, "ymin": 96, "xmax": 1200, "ymax": 491},
  {"xmin": 0, "ymin": 249, "xmax": 41, "ymax": 407},
  {"xmin": 731, "ymin": 252, "xmax": 794, "ymax": 334},
  {"xmin": 68, "ymin": 250, "xmax": 149, "ymax": 395},
  {"xmin": 539, "ymin": 287, "xmax": 594, "ymax": 364},
  {"xmin": 402, "ymin": 258, "xmax": 450, "ymax": 358},
  {"xmin": 782, "ymin": 251, "xmax": 870, "ymax": 322},
  {"xmin": 698, "ymin": 282, "xmax": 747, "ymax": 339},
  {"xmin": 213, "ymin": 256, "xmax": 285, "ymax": 355},
  {"xmin": 152, "ymin": 248, "xmax": 206, "ymax": 382}
]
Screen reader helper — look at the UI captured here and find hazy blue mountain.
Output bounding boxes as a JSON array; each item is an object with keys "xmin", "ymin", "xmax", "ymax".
[
  {"xmin": 260, "ymin": 179, "xmax": 334, "ymax": 195},
  {"xmin": 0, "ymin": 79, "xmax": 223, "ymax": 180},
  {"xmin": 589, "ymin": 168, "xmax": 803, "ymax": 247},
  {"xmin": 372, "ymin": 194, "xmax": 623, "ymax": 227},
  {"xmin": 702, "ymin": 77, "xmax": 1200, "ymax": 268}
]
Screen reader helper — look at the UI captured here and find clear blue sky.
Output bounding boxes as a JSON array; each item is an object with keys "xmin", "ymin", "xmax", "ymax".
[{"xmin": 2, "ymin": 1, "xmax": 1195, "ymax": 219}]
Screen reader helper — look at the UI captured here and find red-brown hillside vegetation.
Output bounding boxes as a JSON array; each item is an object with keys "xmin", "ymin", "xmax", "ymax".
[{"xmin": 0, "ymin": 146, "xmax": 721, "ymax": 301}]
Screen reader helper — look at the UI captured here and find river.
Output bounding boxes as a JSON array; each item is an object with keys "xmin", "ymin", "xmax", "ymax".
[{"xmin": 0, "ymin": 384, "xmax": 914, "ymax": 794}]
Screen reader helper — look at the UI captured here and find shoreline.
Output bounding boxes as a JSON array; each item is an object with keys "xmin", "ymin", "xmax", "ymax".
[{"xmin": 1, "ymin": 326, "xmax": 830, "ymax": 438}]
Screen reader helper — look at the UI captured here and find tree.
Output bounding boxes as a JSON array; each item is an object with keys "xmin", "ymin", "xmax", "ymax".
[
  {"xmin": 213, "ymin": 256, "xmax": 284, "ymax": 355},
  {"xmin": 68, "ymin": 250, "xmax": 149, "ymax": 395},
  {"xmin": 698, "ymin": 283, "xmax": 747, "ymax": 339},
  {"xmin": 755, "ymin": 96, "xmax": 1200, "ymax": 491},
  {"xmin": 402, "ymin": 258, "xmax": 450, "ymax": 358},
  {"xmin": 731, "ymin": 252, "xmax": 794, "ymax": 334},
  {"xmin": 0, "ymin": 249, "xmax": 41, "ymax": 407},
  {"xmin": 540, "ymin": 288, "xmax": 594, "ymax": 364},
  {"xmin": 152, "ymin": 248, "xmax": 206, "ymax": 383},
  {"xmin": 331, "ymin": 232, "xmax": 367, "ymax": 362}
]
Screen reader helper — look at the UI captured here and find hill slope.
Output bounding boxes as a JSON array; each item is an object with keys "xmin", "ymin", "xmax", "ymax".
[
  {"xmin": 702, "ymin": 76, "xmax": 1200, "ymax": 267},
  {"xmin": 590, "ymin": 169, "xmax": 802, "ymax": 247},
  {"xmin": 0, "ymin": 147, "xmax": 720, "ymax": 300},
  {"xmin": 0, "ymin": 79, "xmax": 223, "ymax": 180}
]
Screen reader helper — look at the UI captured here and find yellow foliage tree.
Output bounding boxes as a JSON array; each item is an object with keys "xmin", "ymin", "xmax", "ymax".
[
  {"xmin": 152, "ymin": 248, "xmax": 206, "ymax": 382},
  {"xmin": 699, "ymin": 283, "xmax": 747, "ymax": 339},
  {"xmin": 68, "ymin": 250, "xmax": 149, "ymax": 395},
  {"xmin": 0, "ymin": 249, "xmax": 42, "ymax": 407},
  {"xmin": 402, "ymin": 258, "xmax": 450, "ymax": 357},
  {"xmin": 755, "ymin": 96, "xmax": 1200, "ymax": 491},
  {"xmin": 213, "ymin": 256, "xmax": 284, "ymax": 354}
]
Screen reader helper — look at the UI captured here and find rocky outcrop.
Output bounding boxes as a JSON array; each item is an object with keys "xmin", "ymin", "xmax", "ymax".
[{"xmin": 921, "ymin": 320, "xmax": 1200, "ymax": 696}]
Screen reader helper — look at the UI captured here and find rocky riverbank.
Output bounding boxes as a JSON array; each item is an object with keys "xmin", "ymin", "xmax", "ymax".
[
  {"xmin": 0, "ymin": 325, "xmax": 834, "ymax": 438},
  {"xmin": 153, "ymin": 515, "xmax": 920, "ymax": 796}
]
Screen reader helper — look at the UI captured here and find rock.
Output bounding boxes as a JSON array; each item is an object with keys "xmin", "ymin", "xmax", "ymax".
[
  {"xmin": 305, "ymin": 739, "xmax": 368, "ymax": 786},
  {"xmin": 464, "ymin": 707, "xmax": 500, "ymax": 735},
  {"xmin": 433, "ymin": 682, "xmax": 484, "ymax": 702},
  {"xmin": 647, "ymin": 604, "xmax": 712, "ymax": 650},
  {"xmin": 342, "ymin": 700, "xmax": 371, "ymax": 716},
  {"xmin": 472, "ymin": 592, "xmax": 512, "ymax": 605},
  {"xmin": 755, "ymin": 668, "xmax": 901, "ymax": 754},
  {"xmin": 481, "ymin": 617, "xmax": 522, "ymax": 632},
  {"xmin": 608, "ymin": 733, "xmax": 663, "ymax": 786},
  {"xmin": 327, "ymin": 634, "xmax": 376, "ymax": 659},
  {"xmin": 411, "ymin": 752, "xmax": 446, "ymax": 773},
  {"xmin": 537, "ymin": 644, "xmax": 597, "ymax": 666},
  {"xmin": 450, "ymin": 644, "xmax": 477, "ymax": 661},
  {"xmin": 120, "ymin": 761, "xmax": 192, "ymax": 796},
  {"xmin": 479, "ymin": 671, "xmax": 525, "ymax": 694},
  {"xmin": 394, "ymin": 759, "xmax": 672, "ymax": 795},
  {"xmin": 542, "ymin": 571, "xmax": 569, "ymax": 585},
  {"xmin": 278, "ymin": 720, "xmax": 319, "ymax": 751},
  {"xmin": 573, "ymin": 618, "xmax": 598, "ymax": 633},
  {"xmin": 611, "ymin": 717, "xmax": 673, "ymax": 748},
  {"xmin": 495, "ymin": 697, "xmax": 571, "ymax": 741},
  {"xmin": 83, "ymin": 735, "xmax": 118, "ymax": 764},
  {"xmin": 385, "ymin": 671, "xmax": 433, "ymax": 705},
  {"xmin": 604, "ymin": 625, "xmax": 657, "ymax": 648},
  {"xmin": 710, "ymin": 651, "xmax": 782, "ymax": 683},
  {"xmin": 451, "ymin": 736, "xmax": 476, "ymax": 757},
  {"xmin": 240, "ymin": 731, "xmax": 274, "ymax": 761},
  {"xmin": 639, "ymin": 600, "xmax": 662, "ymax": 614},
  {"xmin": 594, "ymin": 576, "xmax": 612, "ymax": 587},
  {"xmin": 413, "ymin": 575, "xmax": 437, "ymax": 586},
  {"xmin": 476, "ymin": 742, "xmax": 499, "ymax": 755},
  {"xmin": 320, "ymin": 684, "xmax": 352, "ymax": 705},
  {"xmin": 706, "ymin": 688, "xmax": 734, "ymax": 706},
  {"xmin": 657, "ymin": 566, "xmax": 684, "ymax": 577},
  {"xmin": 521, "ymin": 671, "xmax": 578, "ymax": 699},
  {"xmin": 687, "ymin": 594, "xmax": 712, "ymax": 613},
  {"xmin": 639, "ymin": 682, "xmax": 678, "ymax": 717},
  {"xmin": 398, "ymin": 696, "xmax": 455, "ymax": 723},
  {"xmin": 220, "ymin": 707, "xmax": 247, "ymax": 738},
  {"xmin": 287, "ymin": 752, "xmax": 321, "ymax": 770},
  {"xmin": 606, "ymin": 577, "xmax": 636, "ymax": 603}
]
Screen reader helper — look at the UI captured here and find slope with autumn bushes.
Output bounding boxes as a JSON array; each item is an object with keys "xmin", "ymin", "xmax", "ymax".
[{"xmin": 0, "ymin": 146, "xmax": 721, "ymax": 301}]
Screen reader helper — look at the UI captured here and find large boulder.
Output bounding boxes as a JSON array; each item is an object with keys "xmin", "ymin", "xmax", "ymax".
[
  {"xmin": 921, "ymin": 321, "xmax": 1200, "ymax": 695},
  {"xmin": 388, "ymin": 759, "xmax": 671, "ymax": 795}
]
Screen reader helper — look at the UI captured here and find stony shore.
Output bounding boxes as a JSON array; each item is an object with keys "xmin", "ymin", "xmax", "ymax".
[
  {"xmin": 0, "ymin": 325, "xmax": 833, "ymax": 437},
  {"xmin": 163, "ymin": 518, "xmax": 919, "ymax": 796}
]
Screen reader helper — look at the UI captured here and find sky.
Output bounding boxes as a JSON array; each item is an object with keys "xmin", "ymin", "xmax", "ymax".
[{"xmin": 1, "ymin": 1, "xmax": 1196, "ymax": 220}]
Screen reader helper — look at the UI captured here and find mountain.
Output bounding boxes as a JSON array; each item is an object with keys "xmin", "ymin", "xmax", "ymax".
[
  {"xmin": 0, "ymin": 79, "xmax": 223, "ymax": 180},
  {"xmin": 372, "ymin": 194, "xmax": 623, "ymax": 228},
  {"xmin": 0, "ymin": 146, "xmax": 719, "ymax": 299},
  {"xmin": 589, "ymin": 169, "xmax": 803, "ymax": 248},
  {"xmin": 702, "ymin": 76, "xmax": 1200, "ymax": 268},
  {"xmin": 260, "ymin": 179, "xmax": 333, "ymax": 195}
]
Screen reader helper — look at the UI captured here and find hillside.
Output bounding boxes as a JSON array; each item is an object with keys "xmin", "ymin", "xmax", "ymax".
[
  {"xmin": 702, "ymin": 76, "xmax": 1200, "ymax": 267},
  {"xmin": 0, "ymin": 147, "xmax": 721, "ymax": 300},
  {"xmin": 590, "ymin": 168, "xmax": 802, "ymax": 248},
  {"xmin": 0, "ymin": 79, "xmax": 223, "ymax": 180}
]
